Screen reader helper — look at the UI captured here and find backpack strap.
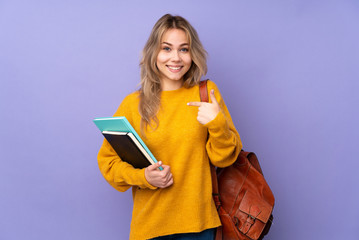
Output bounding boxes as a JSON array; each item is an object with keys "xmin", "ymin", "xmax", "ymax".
[{"xmin": 199, "ymin": 79, "xmax": 209, "ymax": 102}]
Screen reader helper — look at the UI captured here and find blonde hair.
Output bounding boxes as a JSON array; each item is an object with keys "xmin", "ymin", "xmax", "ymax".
[{"xmin": 139, "ymin": 14, "xmax": 207, "ymax": 135}]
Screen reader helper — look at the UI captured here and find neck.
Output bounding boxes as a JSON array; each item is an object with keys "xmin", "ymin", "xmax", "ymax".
[{"xmin": 161, "ymin": 80, "xmax": 184, "ymax": 91}]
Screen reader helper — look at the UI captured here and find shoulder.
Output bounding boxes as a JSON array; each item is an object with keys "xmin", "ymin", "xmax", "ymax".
[
  {"xmin": 201, "ymin": 79, "xmax": 222, "ymax": 95},
  {"xmin": 113, "ymin": 90, "xmax": 140, "ymax": 117},
  {"xmin": 122, "ymin": 91, "xmax": 140, "ymax": 105},
  {"xmin": 206, "ymin": 79, "xmax": 219, "ymax": 90}
]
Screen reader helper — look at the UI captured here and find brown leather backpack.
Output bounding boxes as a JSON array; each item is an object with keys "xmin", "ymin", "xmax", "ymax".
[{"xmin": 199, "ymin": 80, "xmax": 275, "ymax": 240}]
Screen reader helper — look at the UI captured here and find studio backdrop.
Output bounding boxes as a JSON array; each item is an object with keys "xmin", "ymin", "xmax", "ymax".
[{"xmin": 0, "ymin": 0, "xmax": 358, "ymax": 239}]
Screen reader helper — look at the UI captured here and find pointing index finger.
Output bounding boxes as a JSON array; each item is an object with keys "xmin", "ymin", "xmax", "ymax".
[{"xmin": 187, "ymin": 102, "xmax": 203, "ymax": 107}]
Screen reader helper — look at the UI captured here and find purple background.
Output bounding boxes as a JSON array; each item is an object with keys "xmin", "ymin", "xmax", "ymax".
[{"xmin": 1, "ymin": 0, "xmax": 358, "ymax": 239}]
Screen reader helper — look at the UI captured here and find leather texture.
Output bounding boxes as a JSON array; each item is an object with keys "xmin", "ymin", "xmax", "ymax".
[{"xmin": 199, "ymin": 80, "xmax": 275, "ymax": 240}]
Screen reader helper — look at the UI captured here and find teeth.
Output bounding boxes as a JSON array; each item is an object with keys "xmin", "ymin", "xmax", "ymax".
[{"xmin": 168, "ymin": 66, "xmax": 181, "ymax": 70}]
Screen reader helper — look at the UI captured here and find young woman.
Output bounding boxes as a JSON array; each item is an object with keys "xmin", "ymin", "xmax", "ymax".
[{"xmin": 97, "ymin": 14, "xmax": 242, "ymax": 240}]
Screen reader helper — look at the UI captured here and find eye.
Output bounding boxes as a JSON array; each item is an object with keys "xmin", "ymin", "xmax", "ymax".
[
  {"xmin": 180, "ymin": 48, "xmax": 189, "ymax": 52},
  {"xmin": 163, "ymin": 47, "xmax": 171, "ymax": 51}
]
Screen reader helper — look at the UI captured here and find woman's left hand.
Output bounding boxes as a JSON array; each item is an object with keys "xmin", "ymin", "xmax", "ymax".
[{"xmin": 187, "ymin": 89, "xmax": 220, "ymax": 125}]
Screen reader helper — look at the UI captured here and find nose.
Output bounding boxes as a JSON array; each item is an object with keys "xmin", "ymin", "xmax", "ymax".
[{"xmin": 171, "ymin": 50, "xmax": 181, "ymax": 62}]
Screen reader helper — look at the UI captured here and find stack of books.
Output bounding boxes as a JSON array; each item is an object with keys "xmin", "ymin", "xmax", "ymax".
[{"xmin": 94, "ymin": 116, "xmax": 162, "ymax": 170}]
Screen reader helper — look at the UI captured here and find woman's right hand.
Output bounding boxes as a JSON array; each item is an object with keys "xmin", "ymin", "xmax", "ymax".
[{"xmin": 145, "ymin": 161, "xmax": 173, "ymax": 188}]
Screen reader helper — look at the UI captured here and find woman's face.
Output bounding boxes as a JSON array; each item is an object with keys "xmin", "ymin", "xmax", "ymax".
[{"xmin": 156, "ymin": 28, "xmax": 192, "ymax": 90}]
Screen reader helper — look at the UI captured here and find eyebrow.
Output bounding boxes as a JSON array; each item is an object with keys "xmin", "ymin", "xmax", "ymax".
[{"xmin": 161, "ymin": 42, "xmax": 189, "ymax": 46}]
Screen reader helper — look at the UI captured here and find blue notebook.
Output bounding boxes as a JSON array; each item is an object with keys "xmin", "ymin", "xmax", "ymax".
[{"xmin": 93, "ymin": 116, "xmax": 162, "ymax": 170}]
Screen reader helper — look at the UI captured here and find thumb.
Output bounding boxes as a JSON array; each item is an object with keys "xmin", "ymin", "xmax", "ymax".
[
  {"xmin": 148, "ymin": 161, "xmax": 162, "ymax": 171},
  {"xmin": 210, "ymin": 89, "xmax": 219, "ymax": 105}
]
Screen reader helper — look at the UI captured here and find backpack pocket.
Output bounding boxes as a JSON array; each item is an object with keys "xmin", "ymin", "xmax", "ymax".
[{"xmin": 234, "ymin": 190, "xmax": 273, "ymax": 240}]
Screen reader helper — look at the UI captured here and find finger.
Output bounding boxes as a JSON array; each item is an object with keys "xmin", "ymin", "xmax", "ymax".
[
  {"xmin": 160, "ymin": 165, "xmax": 172, "ymax": 180},
  {"xmin": 162, "ymin": 173, "xmax": 172, "ymax": 186},
  {"xmin": 163, "ymin": 178, "xmax": 174, "ymax": 188},
  {"xmin": 161, "ymin": 164, "xmax": 170, "ymax": 174},
  {"xmin": 160, "ymin": 166, "xmax": 172, "ymax": 179},
  {"xmin": 148, "ymin": 161, "xmax": 162, "ymax": 171},
  {"xmin": 210, "ymin": 89, "xmax": 219, "ymax": 105},
  {"xmin": 168, "ymin": 178, "xmax": 174, "ymax": 186},
  {"xmin": 166, "ymin": 173, "xmax": 173, "ymax": 183},
  {"xmin": 187, "ymin": 102, "xmax": 203, "ymax": 107}
]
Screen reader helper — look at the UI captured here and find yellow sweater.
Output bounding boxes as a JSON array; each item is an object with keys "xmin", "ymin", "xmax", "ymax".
[{"xmin": 97, "ymin": 80, "xmax": 242, "ymax": 240}]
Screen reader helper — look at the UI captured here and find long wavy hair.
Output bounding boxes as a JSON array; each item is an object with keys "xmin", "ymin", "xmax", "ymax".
[{"xmin": 139, "ymin": 14, "xmax": 208, "ymax": 135}]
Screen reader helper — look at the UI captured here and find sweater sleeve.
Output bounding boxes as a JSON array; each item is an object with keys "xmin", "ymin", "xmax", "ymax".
[
  {"xmin": 97, "ymin": 94, "xmax": 157, "ymax": 192},
  {"xmin": 204, "ymin": 81, "xmax": 243, "ymax": 168}
]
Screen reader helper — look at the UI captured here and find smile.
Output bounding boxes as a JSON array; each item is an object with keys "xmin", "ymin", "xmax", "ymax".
[
  {"xmin": 167, "ymin": 66, "xmax": 182, "ymax": 70},
  {"xmin": 167, "ymin": 65, "xmax": 183, "ymax": 73}
]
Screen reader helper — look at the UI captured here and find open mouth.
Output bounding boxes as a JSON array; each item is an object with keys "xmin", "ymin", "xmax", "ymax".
[{"xmin": 167, "ymin": 65, "xmax": 183, "ymax": 72}]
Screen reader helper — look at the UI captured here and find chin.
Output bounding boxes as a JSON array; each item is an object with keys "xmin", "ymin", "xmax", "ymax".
[{"xmin": 167, "ymin": 75, "xmax": 184, "ymax": 81}]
